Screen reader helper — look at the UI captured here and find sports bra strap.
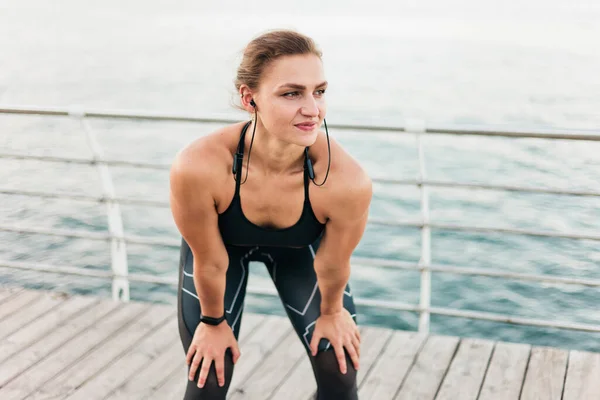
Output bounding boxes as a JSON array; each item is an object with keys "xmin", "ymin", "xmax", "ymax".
[
  {"xmin": 233, "ymin": 121, "xmax": 251, "ymax": 196},
  {"xmin": 303, "ymin": 151, "xmax": 311, "ymax": 203}
]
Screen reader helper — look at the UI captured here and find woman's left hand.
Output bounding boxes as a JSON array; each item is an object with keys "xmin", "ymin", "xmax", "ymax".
[{"xmin": 309, "ymin": 308, "xmax": 360, "ymax": 374}]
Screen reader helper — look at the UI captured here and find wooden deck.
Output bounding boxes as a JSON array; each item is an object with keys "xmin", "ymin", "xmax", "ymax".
[{"xmin": 0, "ymin": 286, "xmax": 599, "ymax": 400}]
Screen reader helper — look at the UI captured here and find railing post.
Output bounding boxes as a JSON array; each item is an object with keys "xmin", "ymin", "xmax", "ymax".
[
  {"xmin": 70, "ymin": 106, "xmax": 130, "ymax": 302},
  {"xmin": 407, "ymin": 118, "xmax": 431, "ymax": 333}
]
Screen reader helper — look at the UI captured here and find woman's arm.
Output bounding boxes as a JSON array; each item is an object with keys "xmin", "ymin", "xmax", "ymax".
[
  {"xmin": 170, "ymin": 143, "xmax": 241, "ymax": 387},
  {"xmin": 309, "ymin": 166, "xmax": 372, "ymax": 372},
  {"xmin": 313, "ymin": 168, "xmax": 372, "ymax": 314},
  {"xmin": 169, "ymin": 145, "xmax": 229, "ymax": 318}
]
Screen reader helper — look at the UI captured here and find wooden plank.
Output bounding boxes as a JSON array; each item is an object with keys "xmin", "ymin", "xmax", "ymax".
[
  {"xmin": 271, "ymin": 324, "xmax": 394, "ymax": 400},
  {"xmin": 227, "ymin": 315, "xmax": 294, "ymax": 395},
  {"xmin": 229, "ymin": 326, "xmax": 306, "ymax": 399},
  {"xmin": 395, "ymin": 335, "xmax": 460, "ymax": 400},
  {"xmin": 271, "ymin": 350, "xmax": 315, "ymax": 400},
  {"xmin": 107, "ymin": 313, "xmax": 265, "ymax": 400},
  {"xmin": 0, "ymin": 295, "xmax": 99, "ymax": 366},
  {"xmin": 358, "ymin": 330, "xmax": 428, "ymax": 400},
  {"xmin": 562, "ymin": 350, "xmax": 600, "ymax": 400},
  {"xmin": 435, "ymin": 337, "xmax": 495, "ymax": 400},
  {"xmin": 28, "ymin": 303, "xmax": 175, "ymax": 400},
  {"xmin": 151, "ymin": 361, "xmax": 188, "ymax": 400},
  {"xmin": 0, "ymin": 286, "xmax": 24, "ymax": 303},
  {"xmin": 0, "ymin": 290, "xmax": 68, "ymax": 340},
  {"xmin": 0, "ymin": 297, "xmax": 116, "ymax": 387},
  {"xmin": 356, "ymin": 326, "xmax": 395, "ymax": 387},
  {"xmin": 478, "ymin": 341, "xmax": 531, "ymax": 400},
  {"xmin": 0, "ymin": 289, "xmax": 42, "ymax": 322},
  {"xmin": 107, "ymin": 338, "xmax": 183, "ymax": 400},
  {"xmin": 0, "ymin": 301, "xmax": 147, "ymax": 400},
  {"xmin": 237, "ymin": 314, "xmax": 267, "ymax": 344},
  {"xmin": 520, "ymin": 346, "xmax": 568, "ymax": 400}
]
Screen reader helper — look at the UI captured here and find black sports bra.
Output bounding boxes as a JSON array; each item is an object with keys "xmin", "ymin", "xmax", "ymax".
[{"xmin": 218, "ymin": 121, "xmax": 326, "ymax": 247}]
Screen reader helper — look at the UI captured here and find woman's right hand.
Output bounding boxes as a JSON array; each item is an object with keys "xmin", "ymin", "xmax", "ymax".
[{"xmin": 186, "ymin": 320, "xmax": 241, "ymax": 388}]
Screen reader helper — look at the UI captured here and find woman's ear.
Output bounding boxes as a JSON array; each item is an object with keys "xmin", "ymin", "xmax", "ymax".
[{"xmin": 239, "ymin": 86, "xmax": 255, "ymax": 113}]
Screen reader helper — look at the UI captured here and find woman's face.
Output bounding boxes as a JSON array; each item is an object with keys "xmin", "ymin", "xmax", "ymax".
[{"xmin": 253, "ymin": 54, "xmax": 327, "ymax": 147}]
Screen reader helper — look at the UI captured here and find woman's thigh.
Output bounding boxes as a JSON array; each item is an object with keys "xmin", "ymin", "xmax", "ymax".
[
  {"xmin": 263, "ymin": 240, "xmax": 359, "ymax": 399},
  {"xmin": 177, "ymin": 240, "xmax": 252, "ymax": 349},
  {"xmin": 262, "ymin": 239, "xmax": 357, "ymax": 354}
]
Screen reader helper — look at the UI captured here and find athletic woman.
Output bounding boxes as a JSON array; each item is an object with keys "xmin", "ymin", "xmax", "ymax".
[{"xmin": 170, "ymin": 30, "xmax": 372, "ymax": 399}]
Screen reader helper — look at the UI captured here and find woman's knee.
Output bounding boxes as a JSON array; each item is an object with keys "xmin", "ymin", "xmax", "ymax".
[
  {"xmin": 183, "ymin": 370, "xmax": 228, "ymax": 400},
  {"xmin": 313, "ymin": 349, "xmax": 358, "ymax": 398},
  {"xmin": 183, "ymin": 351, "xmax": 235, "ymax": 399}
]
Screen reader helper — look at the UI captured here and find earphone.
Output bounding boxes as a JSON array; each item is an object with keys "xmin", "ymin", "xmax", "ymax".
[{"xmin": 233, "ymin": 98, "xmax": 331, "ymax": 186}]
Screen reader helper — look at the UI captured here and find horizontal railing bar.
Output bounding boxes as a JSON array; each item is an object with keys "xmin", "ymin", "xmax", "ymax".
[
  {"xmin": 0, "ymin": 104, "xmax": 240, "ymax": 124},
  {"xmin": 0, "ymin": 187, "xmax": 169, "ymax": 208},
  {"xmin": 428, "ymin": 306, "xmax": 600, "ymax": 333},
  {"xmin": 1, "ymin": 260, "xmax": 114, "ymax": 279},
  {"xmin": 430, "ymin": 222, "xmax": 600, "ymax": 241},
  {"xmin": 3, "ymin": 250, "xmax": 598, "ymax": 291},
  {"xmin": 3, "ymin": 220, "xmax": 599, "ymax": 252},
  {"xmin": 3, "ymin": 259, "xmax": 599, "ymax": 332},
  {"xmin": 0, "ymin": 258, "xmax": 421, "ymax": 310},
  {"xmin": 419, "ymin": 179, "xmax": 600, "ymax": 197},
  {"xmin": 338, "ymin": 296, "xmax": 600, "ymax": 333},
  {"xmin": 0, "ymin": 260, "xmax": 416, "ymax": 310},
  {"xmin": 431, "ymin": 265, "xmax": 600, "ymax": 287},
  {"xmin": 0, "ymin": 260, "xmax": 178, "ymax": 285},
  {"xmin": 427, "ymin": 128, "xmax": 600, "ymax": 142},
  {"xmin": 0, "ymin": 225, "xmax": 110, "ymax": 240},
  {"xmin": 368, "ymin": 217, "xmax": 423, "ymax": 228},
  {"xmin": 0, "ymin": 152, "xmax": 170, "ymax": 170},
  {"xmin": 4, "ymin": 152, "xmax": 598, "ymax": 201},
  {"xmin": 379, "ymin": 178, "xmax": 600, "ymax": 198},
  {"xmin": 3, "ymin": 152, "xmax": 600, "ymax": 198},
  {"xmin": 352, "ymin": 256, "xmax": 600, "ymax": 287},
  {"xmin": 367, "ymin": 218, "xmax": 600, "ymax": 241},
  {"xmin": 0, "ymin": 224, "xmax": 180, "ymax": 247},
  {"xmin": 1, "ymin": 104, "xmax": 599, "ymax": 141}
]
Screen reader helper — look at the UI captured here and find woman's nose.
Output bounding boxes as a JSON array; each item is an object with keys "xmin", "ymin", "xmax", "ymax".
[{"xmin": 301, "ymin": 96, "xmax": 319, "ymax": 117}]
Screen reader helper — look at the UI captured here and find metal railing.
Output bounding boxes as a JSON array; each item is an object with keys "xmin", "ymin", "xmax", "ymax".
[{"xmin": 1, "ymin": 104, "xmax": 600, "ymax": 335}]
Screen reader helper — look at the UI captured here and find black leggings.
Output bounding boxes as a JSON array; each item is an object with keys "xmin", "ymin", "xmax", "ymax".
[{"xmin": 176, "ymin": 236, "xmax": 358, "ymax": 399}]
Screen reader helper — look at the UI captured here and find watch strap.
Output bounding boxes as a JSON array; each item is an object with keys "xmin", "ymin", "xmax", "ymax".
[{"xmin": 200, "ymin": 313, "xmax": 226, "ymax": 326}]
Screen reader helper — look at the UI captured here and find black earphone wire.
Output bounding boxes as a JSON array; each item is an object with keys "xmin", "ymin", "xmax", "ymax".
[
  {"xmin": 235, "ymin": 104, "xmax": 331, "ymax": 187},
  {"xmin": 236, "ymin": 108, "xmax": 257, "ymax": 185},
  {"xmin": 310, "ymin": 118, "xmax": 331, "ymax": 187}
]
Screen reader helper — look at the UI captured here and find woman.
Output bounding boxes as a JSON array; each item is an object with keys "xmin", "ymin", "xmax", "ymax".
[{"xmin": 170, "ymin": 30, "xmax": 372, "ymax": 399}]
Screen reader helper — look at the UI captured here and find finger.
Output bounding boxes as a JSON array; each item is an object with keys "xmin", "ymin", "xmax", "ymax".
[
  {"xmin": 355, "ymin": 329, "xmax": 361, "ymax": 343},
  {"xmin": 188, "ymin": 352, "xmax": 201, "ymax": 381},
  {"xmin": 345, "ymin": 340, "xmax": 360, "ymax": 371},
  {"xmin": 197, "ymin": 356, "xmax": 212, "ymax": 388},
  {"xmin": 310, "ymin": 332, "xmax": 321, "ymax": 356},
  {"xmin": 214, "ymin": 355, "xmax": 225, "ymax": 387},
  {"xmin": 352, "ymin": 336, "xmax": 361, "ymax": 358},
  {"xmin": 186, "ymin": 345, "xmax": 195, "ymax": 366},
  {"xmin": 232, "ymin": 343, "xmax": 241, "ymax": 364},
  {"xmin": 333, "ymin": 342, "xmax": 347, "ymax": 374}
]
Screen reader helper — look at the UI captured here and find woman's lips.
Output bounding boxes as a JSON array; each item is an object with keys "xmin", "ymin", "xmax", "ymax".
[{"xmin": 295, "ymin": 122, "xmax": 317, "ymax": 131}]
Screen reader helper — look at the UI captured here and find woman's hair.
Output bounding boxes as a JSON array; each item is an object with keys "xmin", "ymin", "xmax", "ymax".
[{"xmin": 235, "ymin": 30, "xmax": 322, "ymax": 96}]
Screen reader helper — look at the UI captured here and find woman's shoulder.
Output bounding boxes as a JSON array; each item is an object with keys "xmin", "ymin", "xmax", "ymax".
[
  {"xmin": 170, "ymin": 122, "xmax": 246, "ymax": 188},
  {"xmin": 313, "ymin": 130, "xmax": 369, "ymax": 184},
  {"xmin": 311, "ymin": 131, "xmax": 372, "ymax": 219}
]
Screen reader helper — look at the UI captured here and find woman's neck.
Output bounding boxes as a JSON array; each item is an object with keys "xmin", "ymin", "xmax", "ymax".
[{"xmin": 244, "ymin": 120, "xmax": 305, "ymax": 176}]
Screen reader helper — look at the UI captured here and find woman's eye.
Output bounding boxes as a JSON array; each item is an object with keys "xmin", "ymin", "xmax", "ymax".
[{"xmin": 283, "ymin": 91, "xmax": 299, "ymax": 98}]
